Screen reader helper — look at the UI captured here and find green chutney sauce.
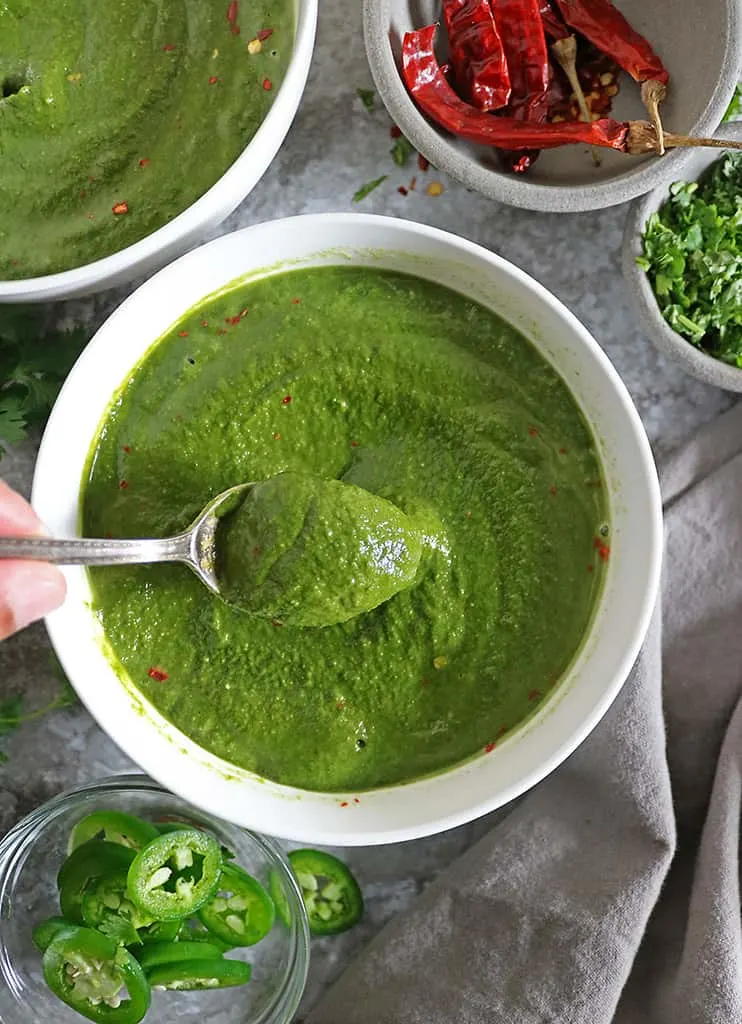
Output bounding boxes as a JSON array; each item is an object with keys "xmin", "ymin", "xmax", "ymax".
[
  {"xmin": 0, "ymin": 0, "xmax": 292, "ymax": 279},
  {"xmin": 83, "ymin": 267, "xmax": 608, "ymax": 792}
]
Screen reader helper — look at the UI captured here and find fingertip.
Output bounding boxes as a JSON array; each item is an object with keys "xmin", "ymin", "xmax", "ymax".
[{"xmin": 0, "ymin": 562, "xmax": 67, "ymax": 641}]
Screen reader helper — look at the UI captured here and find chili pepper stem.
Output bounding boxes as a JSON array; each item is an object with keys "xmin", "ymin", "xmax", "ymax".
[
  {"xmin": 641, "ymin": 80, "xmax": 667, "ymax": 155},
  {"xmin": 550, "ymin": 36, "xmax": 601, "ymax": 166},
  {"xmin": 626, "ymin": 121, "xmax": 742, "ymax": 155}
]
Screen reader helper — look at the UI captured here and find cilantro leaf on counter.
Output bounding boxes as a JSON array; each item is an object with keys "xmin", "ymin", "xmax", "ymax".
[
  {"xmin": 352, "ymin": 175, "xmax": 387, "ymax": 203},
  {"xmin": 0, "ymin": 675, "xmax": 79, "ymax": 764},
  {"xmin": 722, "ymin": 84, "xmax": 742, "ymax": 123},
  {"xmin": 0, "ymin": 307, "xmax": 87, "ymax": 459},
  {"xmin": 356, "ymin": 87, "xmax": 375, "ymax": 112},
  {"xmin": 637, "ymin": 151, "xmax": 742, "ymax": 366},
  {"xmin": 390, "ymin": 134, "xmax": 416, "ymax": 167}
]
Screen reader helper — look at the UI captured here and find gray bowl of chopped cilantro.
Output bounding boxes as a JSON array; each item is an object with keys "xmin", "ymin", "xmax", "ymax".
[{"xmin": 623, "ymin": 121, "xmax": 742, "ymax": 391}]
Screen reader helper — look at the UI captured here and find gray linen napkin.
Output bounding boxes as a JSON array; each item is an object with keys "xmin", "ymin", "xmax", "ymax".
[{"xmin": 308, "ymin": 402, "xmax": 742, "ymax": 1024}]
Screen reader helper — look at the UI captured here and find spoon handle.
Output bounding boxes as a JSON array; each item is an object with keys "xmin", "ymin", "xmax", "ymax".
[{"xmin": 0, "ymin": 534, "xmax": 191, "ymax": 567}]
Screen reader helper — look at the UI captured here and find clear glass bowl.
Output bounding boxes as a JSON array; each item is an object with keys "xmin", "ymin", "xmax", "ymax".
[{"xmin": 0, "ymin": 774, "xmax": 310, "ymax": 1024}]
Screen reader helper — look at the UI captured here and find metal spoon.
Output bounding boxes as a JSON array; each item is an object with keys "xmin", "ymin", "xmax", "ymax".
[{"xmin": 0, "ymin": 483, "xmax": 251, "ymax": 598}]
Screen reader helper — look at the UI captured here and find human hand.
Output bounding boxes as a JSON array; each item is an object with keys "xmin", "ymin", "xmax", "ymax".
[{"xmin": 0, "ymin": 479, "xmax": 66, "ymax": 641}]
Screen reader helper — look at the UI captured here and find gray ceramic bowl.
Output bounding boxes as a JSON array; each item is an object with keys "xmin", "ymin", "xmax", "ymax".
[
  {"xmin": 363, "ymin": 0, "xmax": 741, "ymax": 212},
  {"xmin": 622, "ymin": 121, "xmax": 742, "ymax": 392}
]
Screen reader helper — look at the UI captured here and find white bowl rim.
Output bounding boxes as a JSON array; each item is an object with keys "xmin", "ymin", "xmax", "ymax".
[
  {"xmin": 0, "ymin": 0, "xmax": 318, "ymax": 302},
  {"xmin": 362, "ymin": 0, "xmax": 742, "ymax": 213},
  {"xmin": 33, "ymin": 212, "xmax": 663, "ymax": 845},
  {"xmin": 622, "ymin": 121, "xmax": 742, "ymax": 392}
]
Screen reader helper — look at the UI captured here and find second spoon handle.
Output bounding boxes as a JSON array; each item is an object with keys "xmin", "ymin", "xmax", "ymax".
[{"xmin": 0, "ymin": 534, "xmax": 192, "ymax": 567}]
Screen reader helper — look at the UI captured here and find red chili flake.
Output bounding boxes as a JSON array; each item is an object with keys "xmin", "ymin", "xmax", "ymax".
[
  {"xmin": 528, "ymin": 688, "xmax": 542, "ymax": 702},
  {"xmin": 422, "ymin": 677, "xmax": 431, "ymax": 687},
  {"xmin": 282, "ymin": 394, "xmax": 292, "ymax": 405},
  {"xmin": 226, "ymin": 315, "xmax": 241, "ymax": 326},
  {"xmin": 528, "ymin": 426, "xmax": 539, "ymax": 437},
  {"xmin": 231, "ymin": 25, "xmax": 240, "ymax": 35},
  {"xmin": 587, "ymin": 564, "xmax": 594, "ymax": 573},
  {"xmin": 119, "ymin": 480, "xmax": 128, "ymax": 490},
  {"xmin": 549, "ymin": 485, "xmax": 558, "ymax": 497},
  {"xmin": 350, "ymin": 440, "xmax": 359, "ymax": 448},
  {"xmin": 484, "ymin": 742, "xmax": 496, "ymax": 753},
  {"xmin": 273, "ymin": 432, "xmax": 281, "ymax": 440},
  {"xmin": 291, "ymin": 297, "xmax": 300, "ymax": 305},
  {"xmin": 227, "ymin": 0, "xmax": 238, "ymax": 23},
  {"xmin": 336, "ymin": 700, "xmax": 345, "ymax": 710},
  {"xmin": 257, "ymin": 27, "xmax": 274, "ymax": 40},
  {"xmin": 138, "ymin": 158, "xmax": 151, "ymax": 168},
  {"xmin": 409, "ymin": 176, "xmax": 418, "ymax": 190},
  {"xmin": 79, "ymin": 189, "xmax": 87, "ymax": 199},
  {"xmin": 262, "ymin": 77, "xmax": 272, "ymax": 91},
  {"xmin": 397, "ymin": 186, "xmax": 409, "ymax": 196},
  {"xmin": 148, "ymin": 667, "xmax": 169, "ymax": 682},
  {"xmin": 89, "ymin": 175, "xmax": 96, "ymax": 183},
  {"xmin": 340, "ymin": 801, "xmax": 349, "ymax": 808},
  {"xmin": 390, "ymin": 125, "xmax": 402, "ymax": 139},
  {"xmin": 593, "ymin": 539, "xmax": 611, "ymax": 563},
  {"xmin": 178, "ymin": 330, "xmax": 189, "ymax": 337},
  {"xmin": 558, "ymin": 446, "xmax": 568, "ymax": 455},
  {"xmin": 122, "ymin": 445, "xmax": 131, "ymax": 454},
  {"xmin": 112, "ymin": 201, "xmax": 129, "ymax": 216},
  {"xmin": 353, "ymin": 797, "xmax": 360, "ymax": 804},
  {"xmin": 201, "ymin": 320, "xmax": 209, "ymax": 327},
  {"xmin": 497, "ymin": 724, "xmax": 508, "ymax": 737},
  {"xmin": 251, "ymin": 544, "xmax": 262, "ymax": 557},
  {"xmin": 162, "ymin": 44, "xmax": 176, "ymax": 51},
  {"xmin": 209, "ymin": 75, "xmax": 221, "ymax": 85},
  {"xmin": 417, "ymin": 154, "xmax": 430, "ymax": 171}
]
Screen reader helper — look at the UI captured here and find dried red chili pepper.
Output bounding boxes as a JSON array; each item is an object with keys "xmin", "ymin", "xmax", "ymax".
[
  {"xmin": 540, "ymin": 0, "xmax": 569, "ymax": 40},
  {"xmin": 441, "ymin": 0, "xmax": 511, "ymax": 111},
  {"xmin": 401, "ymin": 26, "xmax": 742, "ymax": 157},
  {"xmin": 553, "ymin": 0, "xmax": 669, "ymax": 151}
]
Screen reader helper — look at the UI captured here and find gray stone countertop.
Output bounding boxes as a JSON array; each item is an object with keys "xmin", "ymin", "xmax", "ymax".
[{"xmin": 0, "ymin": 2, "xmax": 737, "ymax": 1020}]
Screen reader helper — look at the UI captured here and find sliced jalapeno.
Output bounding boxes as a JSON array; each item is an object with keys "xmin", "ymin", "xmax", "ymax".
[
  {"xmin": 145, "ymin": 957, "xmax": 251, "ymax": 991},
  {"xmin": 127, "ymin": 829, "xmax": 222, "ymax": 921},
  {"xmin": 268, "ymin": 869, "xmax": 292, "ymax": 928},
  {"xmin": 137, "ymin": 940, "xmax": 225, "ymax": 970},
  {"xmin": 69, "ymin": 812, "xmax": 159, "ymax": 854},
  {"xmin": 58, "ymin": 841, "xmax": 136, "ymax": 925},
  {"xmin": 81, "ymin": 870, "xmax": 155, "ymax": 944},
  {"xmin": 43, "ymin": 925, "xmax": 151, "ymax": 1023},
  {"xmin": 32, "ymin": 916, "xmax": 76, "ymax": 953},
  {"xmin": 138, "ymin": 918, "xmax": 182, "ymax": 945},
  {"xmin": 198, "ymin": 864, "xmax": 275, "ymax": 947},
  {"xmin": 289, "ymin": 849, "xmax": 363, "ymax": 936},
  {"xmin": 176, "ymin": 916, "xmax": 234, "ymax": 949}
]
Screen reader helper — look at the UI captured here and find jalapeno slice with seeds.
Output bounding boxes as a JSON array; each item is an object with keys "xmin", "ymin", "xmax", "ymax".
[
  {"xmin": 198, "ymin": 864, "xmax": 275, "ymax": 947},
  {"xmin": 145, "ymin": 957, "xmax": 251, "ymax": 991},
  {"xmin": 32, "ymin": 916, "xmax": 76, "ymax": 953},
  {"xmin": 43, "ymin": 925, "xmax": 151, "ymax": 1023},
  {"xmin": 69, "ymin": 812, "xmax": 159, "ymax": 854},
  {"xmin": 176, "ymin": 916, "xmax": 234, "ymax": 949},
  {"xmin": 288, "ymin": 849, "xmax": 363, "ymax": 936},
  {"xmin": 58, "ymin": 841, "xmax": 136, "ymax": 925},
  {"xmin": 127, "ymin": 829, "xmax": 222, "ymax": 921},
  {"xmin": 136, "ymin": 940, "xmax": 225, "ymax": 970},
  {"xmin": 81, "ymin": 870, "xmax": 156, "ymax": 944},
  {"xmin": 138, "ymin": 917, "xmax": 182, "ymax": 945}
]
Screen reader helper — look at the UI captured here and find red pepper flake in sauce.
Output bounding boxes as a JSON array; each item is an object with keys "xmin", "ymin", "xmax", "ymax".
[
  {"xmin": 353, "ymin": 797, "xmax": 360, "ymax": 804},
  {"xmin": 587, "ymin": 564, "xmax": 594, "ymax": 573},
  {"xmin": 417, "ymin": 154, "xmax": 430, "ymax": 172},
  {"xmin": 138, "ymin": 158, "xmax": 151, "ymax": 168},
  {"xmin": 148, "ymin": 667, "xmax": 169, "ymax": 682},
  {"xmin": 350, "ymin": 440, "xmax": 359, "ymax": 448},
  {"xmin": 89, "ymin": 175, "xmax": 96, "ymax": 183},
  {"xmin": 209, "ymin": 75, "xmax": 221, "ymax": 85},
  {"xmin": 497, "ymin": 724, "xmax": 508, "ymax": 737},
  {"xmin": 119, "ymin": 480, "xmax": 128, "ymax": 490},
  {"xmin": 390, "ymin": 125, "xmax": 402, "ymax": 138},
  {"xmin": 593, "ymin": 538, "xmax": 611, "ymax": 562},
  {"xmin": 257, "ymin": 28, "xmax": 274, "ymax": 41},
  {"xmin": 528, "ymin": 426, "xmax": 539, "ymax": 437},
  {"xmin": 178, "ymin": 330, "xmax": 189, "ymax": 337},
  {"xmin": 336, "ymin": 700, "xmax": 345, "ymax": 710},
  {"xmin": 340, "ymin": 801, "xmax": 349, "ymax": 808},
  {"xmin": 122, "ymin": 445, "xmax": 131, "ymax": 454},
  {"xmin": 262, "ymin": 77, "xmax": 273, "ymax": 91},
  {"xmin": 422, "ymin": 677, "xmax": 431, "ymax": 687},
  {"xmin": 227, "ymin": 0, "xmax": 238, "ymax": 23},
  {"xmin": 226, "ymin": 315, "xmax": 242, "ymax": 326},
  {"xmin": 397, "ymin": 186, "xmax": 409, "ymax": 196},
  {"xmin": 201, "ymin": 320, "xmax": 209, "ymax": 327},
  {"xmin": 558, "ymin": 446, "xmax": 568, "ymax": 455},
  {"xmin": 549, "ymin": 485, "xmax": 558, "ymax": 497},
  {"xmin": 528, "ymin": 688, "xmax": 542, "ymax": 702},
  {"xmin": 162, "ymin": 44, "xmax": 176, "ymax": 52},
  {"xmin": 484, "ymin": 741, "xmax": 496, "ymax": 753},
  {"xmin": 282, "ymin": 394, "xmax": 292, "ymax": 405},
  {"xmin": 291, "ymin": 297, "xmax": 301, "ymax": 305},
  {"xmin": 112, "ymin": 201, "xmax": 129, "ymax": 216},
  {"xmin": 273, "ymin": 432, "xmax": 281, "ymax": 440},
  {"xmin": 79, "ymin": 189, "xmax": 87, "ymax": 199}
]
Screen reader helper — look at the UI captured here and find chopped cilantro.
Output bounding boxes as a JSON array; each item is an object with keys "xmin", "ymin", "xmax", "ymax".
[
  {"xmin": 0, "ymin": 306, "xmax": 87, "ymax": 460},
  {"xmin": 637, "ymin": 151, "xmax": 742, "ymax": 366},
  {"xmin": 356, "ymin": 87, "xmax": 375, "ymax": 112},
  {"xmin": 0, "ymin": 676, "xmax": 79, "ymax": 764},
  {"xmin": 390, "ymin": 135, "xmax": 416, "ymax": 167},
  {"xmin": 352, "ymin": 176, "xmax": 387, "ymax": 203},
  {"xmin": 722, "ymin": 84, "xmax": 742, "ymax": 123}
]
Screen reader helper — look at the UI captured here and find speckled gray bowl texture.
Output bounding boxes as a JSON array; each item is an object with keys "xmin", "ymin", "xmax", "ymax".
[
  {"xmin": 363, "ymin": 0, "xmax": 741, "ymax": 212},
  {"xmin": 622, "ymin": 121, "xmax": 742, "ymax": 392}
]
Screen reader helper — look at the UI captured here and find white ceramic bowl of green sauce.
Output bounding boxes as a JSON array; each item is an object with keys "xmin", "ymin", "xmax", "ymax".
[
  {"xmin": 0, "ymin": 0, "xmax": 317, "ymax": 304},
  {"xmin": 32, "ymin": 213, "xmax": 662, "ymax": 846}
]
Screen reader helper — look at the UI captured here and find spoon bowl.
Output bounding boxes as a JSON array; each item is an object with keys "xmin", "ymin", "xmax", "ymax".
[{"xmin": 0, "ymin": 483, "xmax": 252, "ymax": 599}]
